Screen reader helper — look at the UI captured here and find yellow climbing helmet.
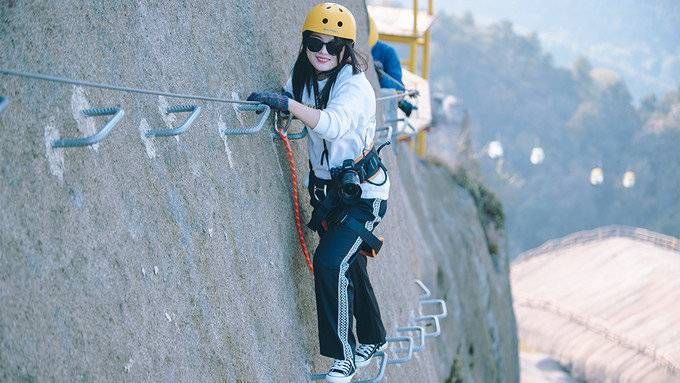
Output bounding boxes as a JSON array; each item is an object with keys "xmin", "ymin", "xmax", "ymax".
[
  {"xmin": 302, "ymin": 2, "xmax": 357, "ymax": 42},
  {"xmin": 368, "ymin": 15, "xmax": 378, "ymax": 47}
]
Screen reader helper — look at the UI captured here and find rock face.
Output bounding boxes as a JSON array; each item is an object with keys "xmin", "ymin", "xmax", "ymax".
[
  {"xmin": 512, "ymin": 227, "xmax": 680, "ymax": 382},
  {"xmin": 0, "ymin": 1, "xmax": 517, "ymax": 382}
]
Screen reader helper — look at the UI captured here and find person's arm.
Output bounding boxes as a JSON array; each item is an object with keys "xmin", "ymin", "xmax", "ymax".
[
  {"xmin": 288, "ymin": 99, "xmax": 321, "ymax": 129},
  {"xmin": 377, "ymin": 68, "xmax": 406, "ymax": 91},
  {"xmin": 285, "ymin": 69, "xmax": 362, "ymax": 137},
  {"xmin": 381, "ymin": 45, "xmax": 405, "ymax": 91},
  {"xmin": 383, "ymin": 45, "xmax": 403, "ymax": 84},
  {"xmin": 250, "ymin": 71, "xmax": 365, "ymax": 136},
  {"xmin": 277, "ymin": 76, "xmax": 321, "ymax": 128},
  {"xmin": 312, "ymin": 76, "xmax": 369, "ymax": 141}
]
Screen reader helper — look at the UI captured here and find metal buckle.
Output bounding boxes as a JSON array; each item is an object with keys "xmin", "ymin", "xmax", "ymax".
[{"xmin": 312, "ymin": 184, "xmax": 327, "ymax": 202}]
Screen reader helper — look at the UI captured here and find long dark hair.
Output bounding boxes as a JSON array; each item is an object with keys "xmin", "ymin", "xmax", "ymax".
[{"xmin": 291, "ymin": 30, "xmax": 368, "ymax": 109}]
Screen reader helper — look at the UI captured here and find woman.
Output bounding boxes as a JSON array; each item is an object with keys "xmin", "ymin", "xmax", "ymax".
[{"xmin": 248, "ymin": 3, "xmax": 390, "ymax": 382}]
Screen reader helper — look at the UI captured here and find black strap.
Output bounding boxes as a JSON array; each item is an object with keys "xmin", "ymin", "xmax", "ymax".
[
  {"xmin": 307, "ymin": 174, "xmax": 340, "ymax": 232},
  {"xmin": 313, "ymin": 79, "xmax": 332, "ymax": 170},
  {"xmin": 366, "ymin": 163, "xmax": 388, "ymax": 187},
  {"xmin": 340, "ymin": 215, "xmax": 383, "ymax": 254},
  {"xmin": 354, "ymin": 148, "xmax": 389, "ymax": 187},
  {"xmin": 321, "ymin": 140, "xmax": 329, "ymax": 167}
]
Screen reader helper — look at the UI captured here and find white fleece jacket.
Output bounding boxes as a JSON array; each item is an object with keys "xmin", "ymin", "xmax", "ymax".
[{"xmin": 284, "ymin": 64, "xmax": 390, "ymax": 200}]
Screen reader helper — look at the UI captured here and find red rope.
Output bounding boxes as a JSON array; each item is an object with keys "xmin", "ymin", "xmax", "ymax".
[{"xmin": 276, "ymin": 128, "xmax": 314, "ymax": 273}]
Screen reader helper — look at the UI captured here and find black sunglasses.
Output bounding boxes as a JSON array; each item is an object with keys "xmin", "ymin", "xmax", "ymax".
[{"xmin": 304, "ymin": 36, "xmax": 344, "ymax": 56}]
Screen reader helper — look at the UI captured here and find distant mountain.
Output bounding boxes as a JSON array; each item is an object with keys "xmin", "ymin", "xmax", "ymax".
[
  {"xmin": 371, "ymin": 0, "xmax": 680, "ymax": 100},
  {"xmin": 429, "ymin": 12, "xmax": 680, "ymax": 255}
]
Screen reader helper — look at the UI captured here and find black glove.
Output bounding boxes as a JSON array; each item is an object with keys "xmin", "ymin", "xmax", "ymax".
[
  {"xmin": 398, "ymin": 99, "xmax": 417, "ymax": 117},
  {"xmin": 247, "ymin": 91, "xmax": 289, "ymax": 112}
]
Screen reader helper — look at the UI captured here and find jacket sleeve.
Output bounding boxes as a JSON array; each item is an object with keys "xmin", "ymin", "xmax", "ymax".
[
  {"xmin": 313, "ymin": 76, "xmax": 367, "ymax": 141},
  {"xmin": 382, "ymin": 45, "xmax": 405, "ymax": 91}
]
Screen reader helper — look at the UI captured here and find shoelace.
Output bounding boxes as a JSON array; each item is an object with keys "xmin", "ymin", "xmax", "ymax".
[
  {"xmin": 330, "ymin": 359, "xmax": 354, "ymax": 374},
  {"xmin": 356, "ymin": 344, "xmax": 377, "ymax": 358}
]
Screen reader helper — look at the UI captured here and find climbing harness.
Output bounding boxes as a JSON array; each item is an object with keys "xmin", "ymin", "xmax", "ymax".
[{"xmin": 306, "ymin": 153, "xmax": 388, "ymax": 258}]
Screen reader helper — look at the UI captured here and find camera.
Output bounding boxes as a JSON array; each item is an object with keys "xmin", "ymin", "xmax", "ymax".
[{"xmin": 331, "ymin": 159, "xmax": 362, "ymax": 204}]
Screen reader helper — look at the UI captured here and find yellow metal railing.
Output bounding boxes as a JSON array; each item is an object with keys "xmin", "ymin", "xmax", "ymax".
[{"xmin": 374, "ymin": 0, "xmax": 433, "ymax": 157}]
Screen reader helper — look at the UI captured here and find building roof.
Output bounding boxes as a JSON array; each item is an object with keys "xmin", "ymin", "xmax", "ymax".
[
  {"xmin": 367, "ymin": 5, "xmax": 434, "ymax": 38},
  {"xmin": 512, "ymin": 226, "xmax": 680, "ymax": 381}
]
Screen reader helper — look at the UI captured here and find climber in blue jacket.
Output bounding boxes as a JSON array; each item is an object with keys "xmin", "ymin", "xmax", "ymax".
[
  {"xmin": 372, "ymin": 41, "xmax": 405, "ymax": 91},
  {"xmin": 368, "ymin": 16, "xmax": 417, "ymax": 117}
]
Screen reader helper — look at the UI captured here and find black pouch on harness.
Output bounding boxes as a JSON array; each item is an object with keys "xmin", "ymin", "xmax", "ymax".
[{"xmin": 307, "ymin": 168, "xmax": 341, "ymax": 233}]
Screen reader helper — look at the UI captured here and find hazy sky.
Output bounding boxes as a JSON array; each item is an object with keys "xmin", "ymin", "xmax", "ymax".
[{"xmin": 373, "ymin": 0, "xmax": 680, "ymax": 101}]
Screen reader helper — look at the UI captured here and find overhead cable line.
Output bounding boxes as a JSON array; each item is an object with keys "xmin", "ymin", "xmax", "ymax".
[
  {"xmin": 1, "ymin": 67, "xmax": 418, "ymax": 104},
  {"xmin": 375, "ymin": 89, "xmax": 419, "ymax": 101},
  {"xmin": 0, "ymin": 68, "xmax": 259, "ymax": 105},
  {"xmin": 374, "ymin": 67, "xmax": 420, "ymax": 101}
]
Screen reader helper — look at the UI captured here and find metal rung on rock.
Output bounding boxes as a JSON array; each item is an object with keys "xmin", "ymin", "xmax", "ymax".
[
  {"xmin": 145, "ymin": 104, "xmax": 202, "ymax": 138},
  {"xmin": 414, "ymin": 280, "xmax": 448, "ymax": 319},
  {"xmin": 385, "ymin": 335, "xmax": 413, "ymax": 365},
  {"xmin": 52, "ymin": 107, "xmax": 125, "ymax": 148},
  {"xmin": 414, "ymin": 279, "xmax": 432, "ymax": 299},
  {"xmin": 0, "ymin": 96, "xmax": 8, "ymax": 113},
  {"xmin": 221, "ymin": 103, "xmax": 270, "ymax": 136},
  {"xmin": 415, "ymin": 315, "xmax": 441, "ymax": 338},
  {"xmin": 396, "ymin": 326, "xmax": 425, "ymax": 352},
  {"xmin": 419, "ymin": 298, "xmax": 448, "ymax": 319}
]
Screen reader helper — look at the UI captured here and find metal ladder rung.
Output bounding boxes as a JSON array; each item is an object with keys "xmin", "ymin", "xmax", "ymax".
[
  {"xmin": 145, "ymin": 104, "xmax": 202, "ymax": 138},
  {"xmin": 419, "ymin": 298, "xmax": 448, "ymax": 319},
  {"xmin": 396, "ymin": 325, "xmax": 426, "ymax": 352},
  {"xmin": 221, "ymin": 103, "xmax": 270, "ymax": 136},
  {"xmin": 414, "ymin": 279, "xmax": 432, "ymax": 299},
  {"xmin": 0, "ymin": 96, "xmax": 8, "ymax": 113},
  {"xmin": 415, "ymin": 315, "xmax": 441, "ymax": 338},
  {"xmin": 51, "ymin": 107, "xmax": 125, "ymax": 148},
  {"xmin": 385, "ymin": 335, "xmax": 413, "ymax": 365}
]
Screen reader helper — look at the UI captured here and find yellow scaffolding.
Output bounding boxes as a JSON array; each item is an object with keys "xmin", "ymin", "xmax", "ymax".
[{"xmin": 368, "ymin": 1, "xmax": 434, "ymax": 156}]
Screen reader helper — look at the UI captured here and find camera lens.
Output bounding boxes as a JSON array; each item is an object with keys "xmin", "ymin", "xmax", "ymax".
[
  {"xmin": 342, "ymin": 183, "xmax": 361, "ymax": 198},
  {"xmin": 340, "ymin": 170, "xmax": 361, "ymax": 203}
]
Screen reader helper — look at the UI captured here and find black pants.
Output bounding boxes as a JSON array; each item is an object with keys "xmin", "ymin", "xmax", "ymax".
[{"xmin": 313, "ymin": 198, "xmax": 388, "ymax": 361}]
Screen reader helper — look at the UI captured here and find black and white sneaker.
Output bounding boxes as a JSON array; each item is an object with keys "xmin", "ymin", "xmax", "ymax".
[
  {"xmin": 325, "ymin": 359, "xmax": 356, "ymax": 383},
  {"xmin": 355, "ymin": 342, "xmax": 387, "ymax": 368}
]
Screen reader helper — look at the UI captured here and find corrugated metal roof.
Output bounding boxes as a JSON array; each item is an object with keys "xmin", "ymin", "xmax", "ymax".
[
  {"xmin": 367, "ymin": 5, "xmax": 434, "ymax": 37},
  {"xmin": 512, "ymin": 228, "xmax": 680, "ymax": 381}
]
